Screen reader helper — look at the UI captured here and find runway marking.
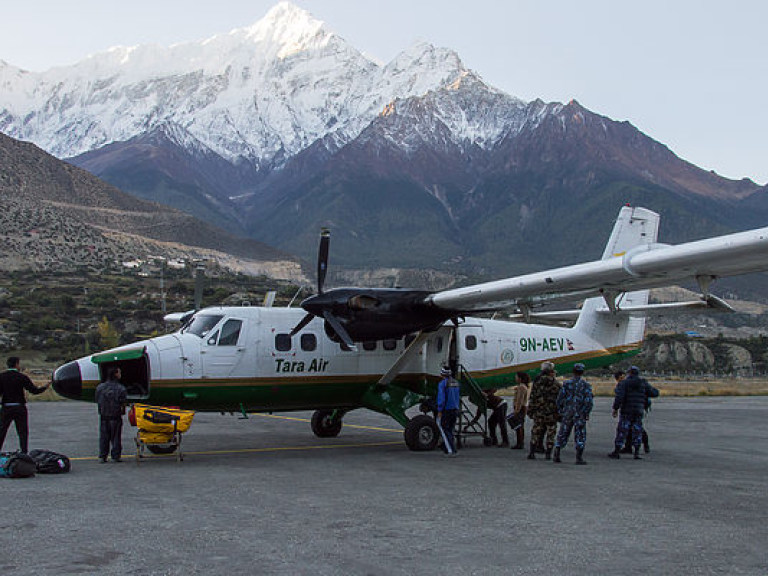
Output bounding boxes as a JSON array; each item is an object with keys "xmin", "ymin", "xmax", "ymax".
[
  {"xmin": 69, "ymin": 413, "xmax": 404, "ymax": 461},
  {"xmin": 251, "ymin": 412, "xmax": 402, "ymax": 433},
  {"xmin": 69, "ymin": 440, "xmax": 403, "ymax": 461}
]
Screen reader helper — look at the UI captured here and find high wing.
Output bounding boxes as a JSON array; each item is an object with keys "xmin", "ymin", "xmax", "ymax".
[
  {"xmin": 292, "ymin": 206, "xmax": 768, "ymax": 344},
  {"xmin": 429, "ymin": 206, "xmax": 768, "ymax": 313}
]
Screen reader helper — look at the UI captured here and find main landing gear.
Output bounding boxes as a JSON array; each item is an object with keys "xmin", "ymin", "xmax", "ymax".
[
  {"xmin": 311, "ymin": 409, "xmax": 344, "ymax": 438},
  {"xmin": 404, "ymin": 414, "xmax": 439, "ymax": 451}
]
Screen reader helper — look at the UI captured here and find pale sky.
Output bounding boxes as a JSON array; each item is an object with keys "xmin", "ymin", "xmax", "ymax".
[{"xmin": 2, "ymin": 0, "xmax": 766, "ymax": 184}]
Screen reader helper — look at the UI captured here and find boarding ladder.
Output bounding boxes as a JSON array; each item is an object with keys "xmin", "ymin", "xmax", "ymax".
[{"xmin": 455, "ymin": 365, "xmax": 490, "ymax": 448}]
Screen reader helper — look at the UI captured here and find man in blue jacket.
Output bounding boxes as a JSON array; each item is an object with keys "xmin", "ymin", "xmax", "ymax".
[
  {"xmin": 436, "ymin": 367, "xmax": 461, "ymax": 457},
  {"xmin": 608, "ymin": 366, "xmax": 659, "ymax": 460}
]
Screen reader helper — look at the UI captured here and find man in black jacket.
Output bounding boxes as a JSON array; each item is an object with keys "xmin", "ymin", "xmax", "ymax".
[
  {"xmin": 608, "ymin": 366, "xmax": 659, "ymax": 460},
  {"xmin": 95, "ymin": 367, "xmax": 127, "ymax": 462},
  {"xmin": 0, "ymin": 356, "xmax": 50, "ymax": 453}
]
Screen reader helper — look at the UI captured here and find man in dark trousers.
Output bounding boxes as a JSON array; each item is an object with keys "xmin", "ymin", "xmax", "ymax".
[
  {"xmin": 0, "ymin": 356, "xmax": 50, "ymax": 453},
  {"xmin": 484, "ymin": 388, "xmax": 509, "ymax": 447},
  {"xmin": 436, "ymin": 366, "xmax": 461, "ymax": 457},
  {"xmin": 608, "ymin": 366, "xmax": 659, "ymax": 460},
  {"xmin": 527, "ymin": 362, "xmax": 561, "ymax": 460},
  {"xmin": 614, "ymin": 370, "xmax": 651, "ymax": 454},
  {"xmin": 95, "ymin": 367, "xmax": 127, "ymax": 463},
  {"xmin": 553, "ymin": 363, "xmax": 594, "ymax": 465}
]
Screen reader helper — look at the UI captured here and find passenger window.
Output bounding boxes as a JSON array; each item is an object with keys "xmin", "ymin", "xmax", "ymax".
[
  {"xmin": 363, "ymin": 341, "xmax": 377, "ymax": 351},
  {"xmin": 218, "ymin": 319, "xmax": 243, "ymax": 346},
  {"xmin": 465, "ymin": 335, "xmax": 477, "ymax": 350},
  {"xmin": 206, "ymin": 331, "xmax": 219, "ymax": 346},
  {"xmin": 383, "ymin": 339, "xmax": 397, "ymax": 351},
  {"xmin": 275, "ymin": 333, "xmax": 292, "ymax": 351},
  {"xmin": 300, "ymin": 333, "xmax": 317, "ymax": 352}
]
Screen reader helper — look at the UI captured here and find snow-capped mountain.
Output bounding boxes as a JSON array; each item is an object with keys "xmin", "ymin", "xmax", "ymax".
[
  {"xmin": 2, "ymin": 1, "xmax": 767, "ymax": 283},
  {"xmin": 0, "ymin": 2, "xmax": 522, "ymax": 167}
]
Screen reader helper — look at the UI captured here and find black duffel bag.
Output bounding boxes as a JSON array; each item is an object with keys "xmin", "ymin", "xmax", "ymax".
[
  {"xmin": 0, "ymin": 451, "xmax": 37, "ymax": 478},
  {"xmin": 28, "ymin": 449, "xmax": 71, "ymax": 474}
]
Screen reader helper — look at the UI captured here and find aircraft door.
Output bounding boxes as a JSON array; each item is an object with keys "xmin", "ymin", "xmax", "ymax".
[
  {"xmin": 424, "ymin": 326, "xmax": 453, "ymax": 374},
  {"xmin": 486, "ymin": 328, "xmax": 518, "ymax": 375},
  {"xmin": 456, "ymin": 324, "xmax": 488, "ymax": 373},
  {"xmin": 201, "ymin": 317, "xmax": 252, "ymax": 380}
]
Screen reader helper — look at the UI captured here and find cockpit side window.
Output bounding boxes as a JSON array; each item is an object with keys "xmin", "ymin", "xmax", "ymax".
[
  {"xmin": 182, "ymin": 315, "xmax": 224, "ymax": 338},
  {"xmin": 218, "ymin": 319, "xmax": 243, "ymax": 346}
]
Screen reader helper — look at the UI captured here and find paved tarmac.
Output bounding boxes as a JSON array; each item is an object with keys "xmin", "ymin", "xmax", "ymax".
[{"xmin": 1, "ymin": 397, "xmax": 767, "ymax": 575}]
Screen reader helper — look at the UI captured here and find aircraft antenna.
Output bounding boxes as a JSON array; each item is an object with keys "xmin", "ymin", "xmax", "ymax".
[{"xmin": 288, "ymin": 286, "xmax": 303, "ymax": 308}]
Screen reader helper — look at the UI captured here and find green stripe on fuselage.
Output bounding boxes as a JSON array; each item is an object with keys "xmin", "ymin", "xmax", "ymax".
[{"xmin": 80, "ymin": 346, "xmax": 640, "ymax": 414}]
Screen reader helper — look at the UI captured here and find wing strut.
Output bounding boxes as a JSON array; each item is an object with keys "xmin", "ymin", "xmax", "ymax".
[{"xmin": 377, "ymin": 331, "xmax": 431, "ymax": 386}]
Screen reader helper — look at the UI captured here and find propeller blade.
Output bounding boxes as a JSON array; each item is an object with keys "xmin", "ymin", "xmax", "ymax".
[
  {"xmin": 322, "ymin": 310, "xmax": 357, "ymax": 352},
  {"xmin": 289, "ymin": 313, "xmax": 316, "ymax": 337},
  {"xmin": 317, "ymin": 228, "xmax": 330, "ymax": 294}
]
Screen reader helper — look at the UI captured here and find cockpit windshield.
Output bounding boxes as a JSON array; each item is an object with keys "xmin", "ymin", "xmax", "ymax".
[{"xmin": 181, "ymin": 314, "xmax": 223, "ymax": 338}]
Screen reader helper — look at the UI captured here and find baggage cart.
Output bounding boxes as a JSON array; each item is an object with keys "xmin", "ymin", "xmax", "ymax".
[{"xmin": 131, "ymin": 404, "xmax": 195, "ymax": 463}]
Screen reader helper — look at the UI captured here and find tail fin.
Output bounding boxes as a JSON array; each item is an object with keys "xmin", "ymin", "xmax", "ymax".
[{"xmin": 574, "ymin": 206, "xmax": 660, "ymax": 347}]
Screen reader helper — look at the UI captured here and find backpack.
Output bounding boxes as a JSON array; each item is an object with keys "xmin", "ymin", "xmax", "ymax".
[
  {"xmin": 28, "ymin": 449, "xmax": 71, "ymax": 474},
  {"xmin": 0, "ymin": 452, "xmax": 37, "ymax": 478}
]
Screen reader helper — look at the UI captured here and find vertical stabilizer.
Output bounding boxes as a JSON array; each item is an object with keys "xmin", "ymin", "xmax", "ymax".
[{"xmin": 575, "ymin": 206, "xmax": 660, "ymax": 347}]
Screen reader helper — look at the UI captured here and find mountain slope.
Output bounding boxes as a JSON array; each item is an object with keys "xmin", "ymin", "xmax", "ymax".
[
  {"xmin": 0, "ymin": 132, "xmax": 303, "ymax": 278},
  {"xmin": 2, "ymin": 2, "xmax": 766, "ymax": 291}
]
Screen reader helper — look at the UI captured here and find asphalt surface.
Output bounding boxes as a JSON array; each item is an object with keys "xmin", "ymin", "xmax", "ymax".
[{"xmin": 2, "ymin": 397, "xmax": 767, "ymax": 575}]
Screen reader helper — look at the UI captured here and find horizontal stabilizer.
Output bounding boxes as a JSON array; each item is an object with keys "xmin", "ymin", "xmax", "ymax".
[
  {"xmin": 596, "ymin": 295, "xmax": 735, "ymax": 316},
  {"xmin": 509, "ymin": 295, "xmax": 734, "ymax": 325}
]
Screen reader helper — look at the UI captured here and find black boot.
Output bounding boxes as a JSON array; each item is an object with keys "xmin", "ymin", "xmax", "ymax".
[
  {"xmin": 552, "ymin": 447, "xmax": 561, "ymax": 463},
  {"xmin": 527, "ymin": 442, "xmax": 536, "ymax": 460},
  {"xmin": 576, "ymin": 447, "xmax": 586, "ymax": 465},
  {"xmin": 545, "ymin": 444, "xmax": 553, "ymax": 460},
  {"xmin": 608, "ymin": 447, "xmax": 621, "ymax": 459},
  {"xmin": 634, "ymin": 445, "xmax": 642, "ymax": 460},
  {"xmin": 535, "ymin": 441, "xmax": 545, "ymax": 454}
]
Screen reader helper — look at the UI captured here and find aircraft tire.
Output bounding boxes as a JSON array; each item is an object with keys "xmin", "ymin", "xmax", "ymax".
[
  {"xmin": 404, "ymin": 415, "xmax": 439, "ymax": 452},
  {"xmin": 311, "ymin": 409, "xmax": 343, "ymax": 438}
]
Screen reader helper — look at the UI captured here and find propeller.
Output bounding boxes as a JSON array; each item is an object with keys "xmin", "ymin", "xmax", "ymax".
[{"xmin": 290, "ymin": 229, "xmax": 358, "ymax": 351}]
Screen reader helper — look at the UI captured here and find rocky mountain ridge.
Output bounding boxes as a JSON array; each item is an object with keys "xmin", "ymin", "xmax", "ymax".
[
  {"xmin": 1, "ymin": 2, "xmax": 767, "ymax": 291},
  {"xmin": 0, "ymin": 133, "xmax": 304, "ymax": 279}
]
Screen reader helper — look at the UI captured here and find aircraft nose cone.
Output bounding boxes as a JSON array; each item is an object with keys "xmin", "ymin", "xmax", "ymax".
[{"xmin": 52, "ymin": 361, "xmax": 82, "ymax": 400}]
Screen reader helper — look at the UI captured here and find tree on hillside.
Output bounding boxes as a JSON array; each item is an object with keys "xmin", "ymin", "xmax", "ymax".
[{"xmin": 97, "ymin": 316, "xmax": 119, "ymax": 350}]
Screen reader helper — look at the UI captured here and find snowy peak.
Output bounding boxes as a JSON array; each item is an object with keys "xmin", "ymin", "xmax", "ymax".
[
  {"xmin": 0, "ymin": 1, "xmax": 517, "ymax": 164},
  {"xmin": 237, "ymin": 2, "xmax": 334, "ymax": 58}
]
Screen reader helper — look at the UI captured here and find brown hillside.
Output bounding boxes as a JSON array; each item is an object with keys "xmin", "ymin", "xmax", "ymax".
[{"xmin": 0, "ymin": 133, "xmax": 304, "ymax": 279}]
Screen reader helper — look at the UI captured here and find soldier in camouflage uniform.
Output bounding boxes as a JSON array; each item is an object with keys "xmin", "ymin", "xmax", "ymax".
[
  {"xmin": 526, "ymin": 361, "xmax": 561, "ymax": 460},
  {"xmin": 553, "ymin": 363, "xmax": 594, "ymax": 465}
]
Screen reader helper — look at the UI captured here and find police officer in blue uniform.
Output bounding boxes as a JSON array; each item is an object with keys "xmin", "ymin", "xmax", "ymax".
[
  {"xmin": 553, "ymin": 363, "xmax": 593, "ymax": 465},
  {"xmin": 608, "ymin": 365, "xmax": 659, "ymax": 460},
  {"xmin": 436, "ymin": 367, "xmax": 461, "ymax": 457}
]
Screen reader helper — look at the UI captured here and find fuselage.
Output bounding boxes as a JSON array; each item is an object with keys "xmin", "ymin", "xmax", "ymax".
[{"xmin": 52, "ymin": 305, "xmax": 640, "ymax": 414}]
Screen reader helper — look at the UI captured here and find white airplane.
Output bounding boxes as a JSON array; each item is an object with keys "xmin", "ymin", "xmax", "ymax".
[{"xmin": 52, "ymin": 206, "xmax": 768, "ymax": 451}]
